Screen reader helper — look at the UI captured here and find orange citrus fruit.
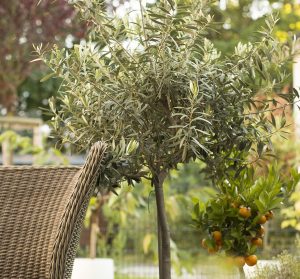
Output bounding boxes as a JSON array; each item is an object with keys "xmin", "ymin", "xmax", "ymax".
[
  {"xmin": 212, "ymin": 231, "xmax": 222, "ymax": 241},
  {"xmin": 245, "ymin": 255, "xmax": 257, "ymax": 266},
  {"xmin": 239, "ymin": 207, "xmax": 251, "ymax": 218},
  {"xmin": 251, "ymin": 237, "xmax": 263, "ymax": 247},
  {"xmin": 258, "ymin": 215, "xmax": 267, "ymax": 224}
]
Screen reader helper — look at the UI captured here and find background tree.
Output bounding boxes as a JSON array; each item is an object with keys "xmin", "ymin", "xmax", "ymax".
[
  {"xmin": 39, "ymin": 0, "xmax": 297, "ymax": 278},
  {"xmin": 0, "ymin": 0, "xmax": 85, "ymax": 115}
]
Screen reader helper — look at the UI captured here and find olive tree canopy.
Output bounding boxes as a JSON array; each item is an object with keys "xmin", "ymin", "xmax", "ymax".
[{"xmin": 40, "ymin": 0, "xmax": 295, "ymax": 185}]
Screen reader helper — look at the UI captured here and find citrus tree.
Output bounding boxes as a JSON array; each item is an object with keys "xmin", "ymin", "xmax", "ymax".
[
  {"xmin": 194, "ymin": 164, "xmax": 300, "ymax": 277},
  {"xmin": 38, "ymin": 0, "xmax": 298, "ymax": 277}
]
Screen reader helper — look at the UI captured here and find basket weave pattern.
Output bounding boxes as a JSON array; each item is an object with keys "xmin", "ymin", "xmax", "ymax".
[{"xmin": 0, "ymin": 142, "xmax": 107, "ymax": 279}]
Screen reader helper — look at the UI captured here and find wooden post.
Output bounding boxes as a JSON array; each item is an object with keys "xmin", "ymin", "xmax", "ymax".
[
  {"xmin": 293, "ymin": 38, "xmax": 300, "ymax": 176},
  {"xmin": 293, "ymin": 49, "xmax": 300, "ymax": 141},
  {"xmin": 2, "ymin": 138, "xmax": 13, "ymax": 165},
  {"xmin": 33, "ymin": 126, "xmax": 43, "ymax": 148},
  {"xmin": 90, "ymin": 208, "xmax": 99, "ymax": 258},
  {"xmin": 263, "ymin": 221, "xmax": 270, "ymax": 252},
  {"xmin": 33, "ymin": 126, "xmax": 43, "ymax": 164}
]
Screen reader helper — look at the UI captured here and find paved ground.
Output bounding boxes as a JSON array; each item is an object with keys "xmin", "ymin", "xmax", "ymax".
[
  {"xmin": 119, "ymin": 265, "xmax": 237, "ymax": 278},
  {"xmin": 118, "ymin": 260, "xmax": 278, "ymax": 279}
]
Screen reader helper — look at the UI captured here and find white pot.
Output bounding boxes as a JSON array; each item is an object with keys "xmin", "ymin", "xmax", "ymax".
[{"xmin": 72, "ymin": 258, "xmax": 114, "ymax": 279}]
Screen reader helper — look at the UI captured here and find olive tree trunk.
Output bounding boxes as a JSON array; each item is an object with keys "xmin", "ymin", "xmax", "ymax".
[
  {"xmin": 153, "ymin": 171, "xmax": 171, "ymax": 279},
  {"xmin": 89, "ymin": 207, "xmax": 99, "ymax": 258}
]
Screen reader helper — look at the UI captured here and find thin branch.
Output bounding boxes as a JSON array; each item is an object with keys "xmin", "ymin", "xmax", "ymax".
[
  {"xmin": 242, "ymin": 100, "xmax": 299, "ymax": 117},
  {"xmin": 138, "ymin": 0, "xmax": 149, "ymax": 48}
]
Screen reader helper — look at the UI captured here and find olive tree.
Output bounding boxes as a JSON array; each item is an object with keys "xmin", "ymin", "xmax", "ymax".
[{"xmin": 38, "ymin": 0, "xmax": 297, "ymax": 277}]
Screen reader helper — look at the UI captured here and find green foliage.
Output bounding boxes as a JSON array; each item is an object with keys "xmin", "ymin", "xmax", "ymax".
[
  {"xmin": 0, "ymin": 130, "xmax": 41, "ymax": 154},
  {"xmin": 0, "ymin": 130, "xmax": 69, "ymax": 165},
  {"xmin": 193, "ymin": 165, "xmax": 300, "ymax": 257},
  {"xmin": 39, "ymin": 0, "xmax": 296, "ymax": 191},
  {"xmin": 258, "ymin": 127, "xmax": 300, "ymax": 233},
  {"xmin": 168, "ymin": 160, "xmax": 213, "ymax": 194},
  {"xmin": 17, "ymin": 70, "xmax": 62, "ymax": 120},
  {"xmin": 281, "ymin": 190, "xmax": 300, "ymax": 231}
]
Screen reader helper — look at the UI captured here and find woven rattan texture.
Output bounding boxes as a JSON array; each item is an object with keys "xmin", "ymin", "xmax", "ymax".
[{"xmin": 0, "ymin": 142, "xmax": 107, "ymax": 279}]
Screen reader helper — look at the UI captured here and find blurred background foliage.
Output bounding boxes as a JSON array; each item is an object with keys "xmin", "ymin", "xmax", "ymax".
[
  {"xmin": 0, "ymin": 0, "xmax": 86, "ymax": 116},
  {"xmin": 0, "ymin": 130, "xmax": 69, "ymax": 165}
]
